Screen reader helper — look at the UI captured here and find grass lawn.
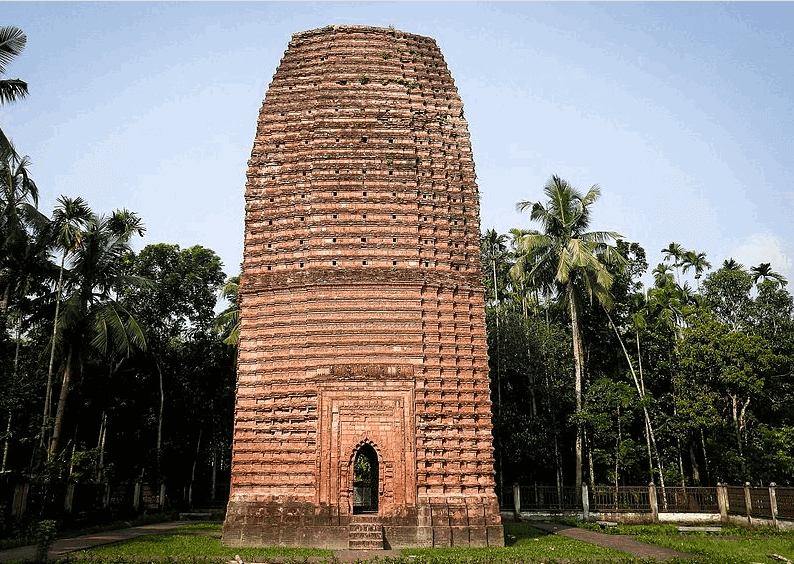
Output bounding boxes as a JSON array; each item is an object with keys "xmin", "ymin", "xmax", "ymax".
[
  {"xmin": 405, "ymin": 521, "xmax": 634, "ymax": 562},
  {"xmin": 80, "ymin": 523, "xmax": 333, "ymax": 559},
  {"xmin": 579, "ymin": 523, "xmax": 794, "ymax": 564},
  {"xmin": 69, "ymin": 520, "xmax": 794, "ymax": 563},
  {"xmin": 79, "ymin": 522, "xmax": 648, "ymax": 563}
]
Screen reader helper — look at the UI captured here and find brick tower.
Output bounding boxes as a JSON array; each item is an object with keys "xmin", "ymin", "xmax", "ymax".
[{"xmin": 222, "ymin": 26, "xmax": 503, "ymax": 549}]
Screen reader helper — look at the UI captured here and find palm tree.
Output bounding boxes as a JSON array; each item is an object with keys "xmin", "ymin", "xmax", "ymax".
[
  {"xmin": 511, "ymin": 175, "xmax": 625, "ymax": 493},
  {"xmin": 42, "ymin": 196, "xmax": 92, "ymax": 451},
  {"xmin": 480, "ymin": 229, "xmax": 510, "ymax": 307},
  {"xmin": 661, "ymin": 242, "xmax": 686, "ymax": 284},
  {"xmin": 49, "ymin": 210, "xmax": 147, "ymax": 458},
  {"xmin": 1, "ymin": 142, "xmax": 46, "ymax": 310},
  {"xmin": 722, "ymin": 258, "xmax": 745, "ymax": 272},
  {"xmin": 681, "ymin": 250, "xmax": 711, "ymax": 288},
  {"xmin": 214, "ymin": 275, "xmax": 240, "ymax": 345},
  {"xmin": 0, "ymin": 26, "xmax": 29, "ymax": 156},
  {"xmin": 750, "ymin": 262, "xmax": 787, "ymax": 287}
]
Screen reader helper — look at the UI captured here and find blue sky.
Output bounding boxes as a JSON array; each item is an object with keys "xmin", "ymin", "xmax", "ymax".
[{"xmin": 2, "ymin": 2, "xmax": 792, "ymax": 289}]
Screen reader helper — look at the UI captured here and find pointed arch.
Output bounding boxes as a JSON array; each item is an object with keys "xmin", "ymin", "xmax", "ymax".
[{"xmin": 351, "ymin": 438, "xmax": 380, "ymax": 513}]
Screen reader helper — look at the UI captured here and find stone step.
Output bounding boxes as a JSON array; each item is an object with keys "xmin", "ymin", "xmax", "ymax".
[
  {"xmin": 349, "ymin": 524, "xmax": 382, "ymax": 532},
  {"xmin": 348, "ymin": 521, "xmax": 383, "ymax": 550},
  {"xmin": 349, "ymin": 540, "xmax": 385, "ymax": 550}
]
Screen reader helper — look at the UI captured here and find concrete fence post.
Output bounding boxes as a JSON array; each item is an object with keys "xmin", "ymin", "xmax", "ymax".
[
  {"xmin": 769, "ymin": 483, "xmax": 778, "ymax": 530},
  {"xmin": 133, "ymin": 481, "xmax": 141, "ymax": 512},
  {"xmin": 744, "ymin": 482, "xmax": 753, "ymax": 525},
  {"xmin": 512, "ymin": 483, "xmax": 521, "ymax": 521},
  {"xmin": 582, "ymin": 483, "xmax": 590, "ymax": 521},
  {"xmin": 159, "ymin": 483, "xmax": 166, "ymax": 510},
  {"xmin": 648, "ymin": 482, "xmax": 659, "ymax": 523},
  {"xmin": 716, "ymin": 483, "xmax": 729, "ymax": 523}
]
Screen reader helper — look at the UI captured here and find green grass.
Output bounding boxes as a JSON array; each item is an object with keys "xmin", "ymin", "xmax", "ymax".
[
  {"xmin": 402, "ymin": 521, "xmax": 644, "ymax": 563},
  {"xmin": 631, "ymin": 529, "xmax": 794, "ymax": 564},
  {"xmin": 81, "ymin": 524, "xmax": 332, "ymax": 559},
  {"xmin": 560, "ymin": 521, "xmax": 794, "ymax": 564}
]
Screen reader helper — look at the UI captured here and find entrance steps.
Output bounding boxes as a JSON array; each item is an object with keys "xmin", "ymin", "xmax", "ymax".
[{"xmin": 348, "ymin": 515, "xmax": 383, "ymax": 549}]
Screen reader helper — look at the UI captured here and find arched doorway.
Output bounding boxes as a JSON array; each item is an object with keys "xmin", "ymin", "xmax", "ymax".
[{"xmin": 352, "ymin": 443, "xmax": 379, "ymax": 514}]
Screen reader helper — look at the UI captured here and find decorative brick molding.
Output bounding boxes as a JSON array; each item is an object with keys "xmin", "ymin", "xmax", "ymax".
[{"xmin": 223, "ymin": 25, "xmax": 503, "ymax": 548}]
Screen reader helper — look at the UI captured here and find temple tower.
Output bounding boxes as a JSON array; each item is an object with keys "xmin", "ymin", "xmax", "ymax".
[{"xmin": 223, "ymin": 25, "xmax": 503, "ymax": 549}]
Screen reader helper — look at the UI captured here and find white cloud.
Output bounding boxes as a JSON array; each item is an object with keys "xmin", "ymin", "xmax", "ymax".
[{"xmin": 729, "ymin": 233, "xmax": 792, "ymax": 280}]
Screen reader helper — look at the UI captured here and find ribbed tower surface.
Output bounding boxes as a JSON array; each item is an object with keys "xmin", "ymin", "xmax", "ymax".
[{"xmin": 223, "ymin": 26, "xmax": 503, "ymax": 549}]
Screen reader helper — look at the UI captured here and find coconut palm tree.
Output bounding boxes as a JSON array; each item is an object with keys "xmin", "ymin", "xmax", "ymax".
[
  {"xmin": 511, "ymin": 175, "xmax": 625, "ymax": 493},
  {"xmin": 750, "ymin": 262, "xmax": 787, "ymax": 287},
  {"xmin": 0, "ymin": 26, "xmax": 27, "ymax": 105},
  {"xmin": 0, "ymin": 26, "xmax": 29, "ymax": 156},
  {"xmin": 214, "ymin": 275, "xmax": 240, "ymax": 345},
  {"xmin": 42, "ymin": 196, "xmax": 92, "ymax": 450},
  {"xmin": 1, "ymin": 142, "xmax": 46, "ymax": 310},
  {"xmin": 49, "ymin": 210, "xmax": 147, "ymax": 458}
]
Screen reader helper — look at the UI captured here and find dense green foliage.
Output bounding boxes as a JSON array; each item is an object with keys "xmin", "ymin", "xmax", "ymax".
[
  {"xmin": 484, "ymin": 181, "xmax": 794, "ymax": 491},
  {"xmin": 1, "ymin": 81, "xmax": 239, "ymax": 537}
]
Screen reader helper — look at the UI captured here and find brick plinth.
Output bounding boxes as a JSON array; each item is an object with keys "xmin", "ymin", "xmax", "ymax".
[{"xmin": 223, "ymin": 25, "xmax": 503, "ymax": 548}]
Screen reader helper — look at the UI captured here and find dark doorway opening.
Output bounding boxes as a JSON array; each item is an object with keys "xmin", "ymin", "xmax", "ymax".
[{"xmin": 352, "ymin": 443, "xmax": 379, "ymax": 513}]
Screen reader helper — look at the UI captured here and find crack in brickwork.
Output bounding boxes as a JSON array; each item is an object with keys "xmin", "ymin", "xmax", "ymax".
[{"xmin": 223, "ymin": 25, "xmax": 503, "ymax": 549}]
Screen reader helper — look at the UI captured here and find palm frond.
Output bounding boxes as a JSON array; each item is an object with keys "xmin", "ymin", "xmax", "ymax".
[
  {"xmin": 0, "ymin": 26, "xmax": 26, "ymax": 75},
  {"xmin": 0, "ymin": 78, "xmax": 28, "ymax": 104}
]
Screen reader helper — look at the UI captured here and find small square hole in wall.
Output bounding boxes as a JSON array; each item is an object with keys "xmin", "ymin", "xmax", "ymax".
[
  {"xmin": 393, "ymin": 260, "xmax": 397, "ymax": 266},
  {"xmin": 361, "ymin": 137, "xmax": 367, "ymax": 143},
  {"xmin": 333, "ymin": 191, "xmax": 337, "ymax": 196},
  {"xmin": 333, "ymin": 214, "xmax": 338, "ymax": 219},
  {"xmin": 267, "ymin": 243, "xmax": 272, "ymax": 249},
  {"xmin": 268, "ymin": 220, "xmax": 273, "ymax": 225},
  {"xmin": 300, "ymin": 262, "xmax": 304, "ymax": 268},
  {"xmin": 361, "ymin": 237, "xmax": 367, "ymax": 243},
  {"xmin": 299, "ymin": 240, "xmax": 304, "ymax": 245},
  {"xmin": 332, "ymin": 260, "xmax": 337, "ymax": 266},
  {"xmin": 267, "ymin": 265, "xmax": 272, "ymax": 271},
  {"xmin": 362, "ymin": 260, "xmax": 367, "ymax": 265},
  {"xmin": 363, "ymin": 191, "xmax": 367, "ymax": 196},
  {"xmin": 301, "ymin": 194, "xmax": 305, "ymax": 198},
  {"xmin": 335, "ymin": 170, "xmax": 339, "ymax": 174},
  {"xmin": 388, "ymin": 138, "xmax": 393, "ymax": 143},
  {"xmin": 424, "ymin": 261, "xmax": 429, "ymax": 267},
  {"xmin": 300, "ymin": 217, "xmax": 304, "ymax": 221},
  {"xmin": 362, "ymin": 214, "xmax": 367, "ymax": 219},
  {"xmin": 392, "ymin": 238, "xmax": 397, "ymax": 243},
  {"xmin": 392, "ymin": 192, "xmax": 396, "ymax": 196},
  {"xmin": 392, "ymin": 214, "xmax": 397, "ymax": 219},
  {"xmin": 389, "ymin": 171, "xmax": 393, "ymax": 175},
  {"xmin": 270, "ymin": 198, "xmax": 274, "ymax": 202}
]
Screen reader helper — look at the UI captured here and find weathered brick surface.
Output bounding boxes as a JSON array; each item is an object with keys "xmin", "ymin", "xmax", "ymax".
[{"xmin": 223, "ymin": 25, "xmax": 503, "ymax": 548}]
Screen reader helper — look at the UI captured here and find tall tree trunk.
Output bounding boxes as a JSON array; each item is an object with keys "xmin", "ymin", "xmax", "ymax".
[
  {"xmin": 1, "ymin": 411, "xmax": 11, "ymax": 473},
  {"xmin": 96, "ymin": 411, "xmax": 107, "ymax": 482},
  {"xmin": 210, "ymin": 438, "xmax": 218, "ymax": 502},
  {"xmin": 189, "ymin": 428, "xmax": 202, "ymax": 507},
  {"xmin": 568, "ymin": 281, "xmax": 584, "ymax": 496},
  {"xmin": 615, "ymin": 405, "xmax": 621, "ymax": 490},
  {"xmin": 49, "ymin": 347, "xmax": 74, "ymax": 458},
  {"xmin": 700, "ymin": 428, "xmax": 711, "ymax": 486},
  {"xmin": 43, "ymin": 253, "xmax": 67, "ymax": 450},
  {"xmin": 157, "ymin": 360, "xmax": 165, "ymax": 482},
  {"xmin": 585, "ymin": 427, "xmax": 595, "ymax": 487}
]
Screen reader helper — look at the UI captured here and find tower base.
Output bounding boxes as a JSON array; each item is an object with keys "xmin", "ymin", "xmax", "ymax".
[{"xmin": 222, "ymin": 498, "xmax": 504, "ymax": 549}]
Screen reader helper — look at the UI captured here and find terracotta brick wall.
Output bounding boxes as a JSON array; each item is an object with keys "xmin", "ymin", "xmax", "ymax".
[{"xmin": 223, "ymin": 25, "xmax": 502, "ymax": 548}]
